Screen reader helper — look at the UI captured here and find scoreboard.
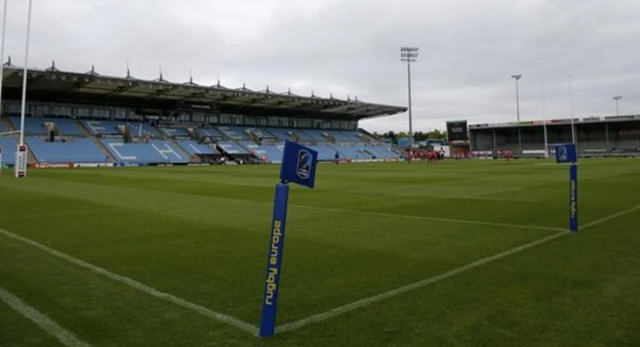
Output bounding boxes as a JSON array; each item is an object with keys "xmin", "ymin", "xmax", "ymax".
[{"xmin": 447, "ymin": 120, "xmax": 469, "ymax": 142}]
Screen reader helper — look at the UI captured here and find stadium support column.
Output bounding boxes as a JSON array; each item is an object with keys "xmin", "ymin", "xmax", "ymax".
[
  {"xmin": 401, "ymin": 47, "xmax": 418, "ymax": 146},
  {"xmin": 605, "ymin": 123, "xmax": 609, "ymax": 152},
  {"xmin": 518, "ymin": 128, "xmax": 523, "ymax": 156},
  {"xmin": 492, "ymin": 130, "xmax": 496, "ymax": 156}
]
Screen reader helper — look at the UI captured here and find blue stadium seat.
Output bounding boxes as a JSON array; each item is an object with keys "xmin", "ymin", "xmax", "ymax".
[
  {"xmin": 311, "ymin": 143, "xmax": 339, "ymax": 161},
  {"xmin": 177, "ymin": 140, "xmax": 218, "ymax": 155},
  {"xmin": 217, "ymin": 126, "xmax": 251, "ymax": 140},
  {"xmin": 239, "ymin": 141, "xmax": 284, "ymax": 162},
  {"xmin": 9, "ymin": 116, "xmax": 48, "ymax": 135},
  {"xmin": 101, "ymin": 139, "xmax": 188, "ymax": 164},
  {"xmin": 217, "ymin": 141, "xmax": 249, "ymax": 155},
  {"xmin": 198, "ymin": 128, "xmax": 226, "ymax": 139},
  {"xmin": 53, "ymin": 118, "xmax": 84, "ymax": 136},
  {"xmin": 300, "ymin": 129, "xmax": 329, "ymax": 142},
  {"xmin": 25, "ymin": 137, "xmax": 106, "ymax": 163},
  {"xmin": 161, "ymin": 127, "xmax": 191, "ymax": 137},
  {"xmin": 0, "ymin": 136, "xmax": 17, "ymax": 165},
  {"xmin": 83, "ymin": 120, "xmax": 123, "ymax": 135}
]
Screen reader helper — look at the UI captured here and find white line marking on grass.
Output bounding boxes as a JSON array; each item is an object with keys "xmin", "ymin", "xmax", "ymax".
[
  {"xmin": 277, "ymin": 205, "xmax": 640, "ymax": 334},
  {"xmin": 295, "ymin": 205, "xmax": 566, "ymax": 233},
  {"xmin": 0, "ymin": 285, "xmax": 93, "ymax": 347},
  {"xmin": 0, "ymin": 228, "xmax": 260, "ymax": 337},
  {"xmin": 582, "ymin": 205, "xmax": 640, "ymax": 229}
]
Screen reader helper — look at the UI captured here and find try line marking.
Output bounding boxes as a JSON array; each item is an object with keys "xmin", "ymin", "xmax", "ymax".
[
  {"xmin": 0, "ymin": 285, "xmax": 93, "ymax": 347},
  {"xmin": 0, "ymin": 228, "xmax": 260, "ymax": 337},
  {"xmin": 277, "ymin": 204, "xmax": 640, "ymax": 333}
]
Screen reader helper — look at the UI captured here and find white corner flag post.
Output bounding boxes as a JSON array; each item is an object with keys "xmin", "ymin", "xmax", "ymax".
[{"xmin": 15, "ymin": 0, "xmax": 32, "ymax": 178}]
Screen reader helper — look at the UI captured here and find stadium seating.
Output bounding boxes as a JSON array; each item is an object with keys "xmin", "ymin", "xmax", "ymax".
[
  {"xmin": 83, "ymin": 120, "xmax": 123, "ymax": 135},
  {"xmin": 217, "ymin": 126, "xmax": 251, "ymax": 140},
  {"xmin": 0, "ymin": 136, "xmax": 17, "ymax": 165},
  {"xmin": 54, "ymin": 118, "xmax": 85, "ymax": 136},
  {"xmin": 177, "ymin": 140, "xmax": 218, "ymax": 155},
  {"xmin": 160, "ymin": 127, "xmax": 191, "ymax": 137},
  {"xmin": 101, "ymin": 139, "xmax": 188, "ymax": 164},
  {"xmin": 26, "ymin": 137, "xmax": 106, "ymax": 163},
  {"xmin": 334, "ymin": 145, "xmax": 370, "ymax": 160},
  {"xmin": 8, "ymin": 116, "xmax": 85, "ymax": 137},
  {"xmin": 9, "ymin": 116, "xmax": 48, "ymax": 135},
  {"xmin": 126, "ymin": 122, "xmax": 162, "ymax": 138},
  {"xmin": 299, "ymin": 129, "xmax": 328, "ymax": 142},
  {"xmin": 216, "ymin": 141, "xmax": 249, "ymax": 155},
  {"xmin": 311, "ymin": 143, "xmax": 339, "ymax": 161},
  {"xmin": 239, "ymin": 141, "xmax": 283, "ymax": 162},
  {"xmin": 331, "ymin": 131, "xmax": 361, "ymax": 142},
  {"xmin": 198, "ymin": 127, "xmax": 226, "ymax": 139},
  {"xmin": 2, "ymin": 115, "xmax": 398, "ymax": 164},
  {"xmin": 263, "ymin": 128, "xmax": 297, "ymax": 141}
]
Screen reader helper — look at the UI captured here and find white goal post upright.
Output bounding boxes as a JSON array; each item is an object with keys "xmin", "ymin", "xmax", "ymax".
[{"xmin": 15, "ymin": 0, "xmax": 33, "ymax": 178}]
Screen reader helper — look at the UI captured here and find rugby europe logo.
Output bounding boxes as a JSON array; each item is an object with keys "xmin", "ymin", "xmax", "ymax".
[{"xmin": 296, "ymin": 149, "xmax": 313, "ymax": 179}]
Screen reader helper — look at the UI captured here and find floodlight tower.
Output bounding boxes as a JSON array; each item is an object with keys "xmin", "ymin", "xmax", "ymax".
[
  {"xmin": 613, "ymin": 95, "xmax": 622, "ymax": 116},
  {"xmin": 511, "ymin": 74, "xmax": 523, "ymax": 154},
  {"xmin": 511, "ymin": 74, "xmax": 522, "ymax": 122},
  {"xmin": 401, "ymin": 47, "xmax": 418, "ymax": 146}
]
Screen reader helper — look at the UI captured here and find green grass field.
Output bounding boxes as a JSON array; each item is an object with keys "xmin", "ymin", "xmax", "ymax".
[{"xmin": 1, "ymin": 159, "xmax": 639, "ymax": 347}]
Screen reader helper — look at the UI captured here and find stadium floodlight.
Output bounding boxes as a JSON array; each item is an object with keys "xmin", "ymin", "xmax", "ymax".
[
  {"xmin": 511, "ymin": 74, "xmax": 522, "ymax": 122},
  {"xmin": 511, "ymin": 74, "xmax": 523, "ymax": 154},
  {"xmin": 613, "ymin": 95, "xmax": 622, "ymax": 116},
  {"xmin": 400, "ymin": 46, "xmax": 418, "ymax": 146},
  {"xmin": 0, "ymin": 0, "xmax": 8, "ymax": 116}
]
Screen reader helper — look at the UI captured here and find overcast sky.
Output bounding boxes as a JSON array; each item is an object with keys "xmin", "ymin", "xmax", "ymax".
[{"xmin": 2, "ymin": 0, "xmax": 640, "ymax": 132}]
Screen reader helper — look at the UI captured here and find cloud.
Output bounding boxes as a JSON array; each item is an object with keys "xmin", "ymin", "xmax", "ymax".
[{"xmin": 2, "ymin": 0, "xmax": 639, "ymax": 132}]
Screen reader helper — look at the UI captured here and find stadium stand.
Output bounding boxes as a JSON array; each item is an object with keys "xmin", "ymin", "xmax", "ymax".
[
  {"xmin": 101, "ymin": 139, "xmax": 188, "ymax": 164},
  {"xmin": 311, "ymin": 143, "xmax": 339, "ymax": 161},
  {"xmin": 53, "ymin": 118, "xmax": 85, "ymax": 136},
  {"xmin": 160, "ymin": 127, "xmax": 191, "ymax": 138},
  {"xmin": 0, "ymin": 136, "xmax": 17, "ymax": 165},
  {"xmin": 216, "ymin": 140, "xmax": 250, "ymax": 155},
  {"xmin": 9, "ymin": 116, "xmax": 48, "ymax": 135},
  {"xmin": 217, "ymin": 126, "xmax": 251, "ymax": 140},
  {"xmin": 177, "ymin": 140, "xmax": 218, "ymax": 155},
  {"xmin": 263, "ymin": 128, "xmax": 297, "ymax": 141},
  {"xmin": 239, "ymin": 141, "xmax": 283, "ymax": 162},
  {"xmin": 26, "ymin": 137, "xmax": 106, "ymax": 164},
  {"xmin": 83, "ymin": 120, "xmax": 123, "ymax": 135},
  {"xmin": 127, "ymin": 122, "xmax": 162, "ymax": 138},
  {"xmin": 198, "ymin": 127, "xmax": 226, "ymax": 139},
  {"xmin": 300, "ymin": 129, "xmax": 328, "ymax": 142},
  {"xmin": 331, "ymin": 131, "xmax": 359, "ymax": 142}
]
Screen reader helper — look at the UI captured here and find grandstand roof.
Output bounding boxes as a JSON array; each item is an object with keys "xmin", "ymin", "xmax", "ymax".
[
  {"xmin": 0, "ymin": 64, "xmax": 407, "ymax": 120},
  {"xmin": 469, "ymin": 115, "xmax": 640, "ymax": 130}
]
